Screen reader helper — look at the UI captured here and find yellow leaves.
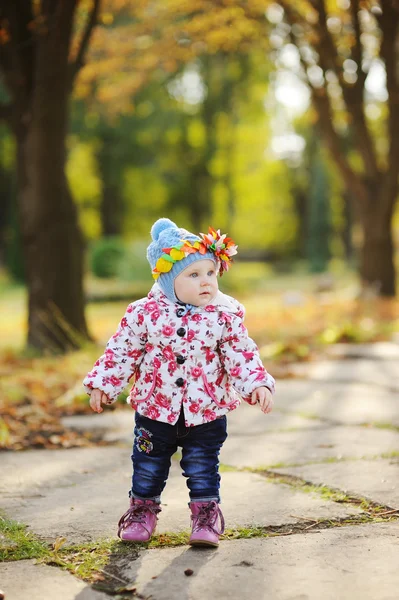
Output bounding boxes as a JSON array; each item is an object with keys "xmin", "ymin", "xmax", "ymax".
[{"xmin": 53, "ymin": 537, "xmax": 68, "ymax": 553}]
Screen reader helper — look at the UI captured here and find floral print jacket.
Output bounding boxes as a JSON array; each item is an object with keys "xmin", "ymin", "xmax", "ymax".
[{"xmin": 83, "ymin": 284, "xmax": 275, "ymax": 427}]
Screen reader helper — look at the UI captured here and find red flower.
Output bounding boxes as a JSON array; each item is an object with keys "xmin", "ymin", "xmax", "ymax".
[
  {"xmin": 162, "ymin": 325, "xmax": 175, "ymax": 337},
  {"xmin": 231, "ymin": 366, "xmax": 242, "ymax": 378},
  {"xmin": 203, "ymin": 408, "xmax": 217, "ymax": 422},
  {"xmin": 137, "ymin": 313, "xmax": 144, "ymax": 325},
  {"xmin": 109, "ymin": 375, "xmax": 122, "ymax": 387},
  {"xmin": 120, "ymin": 317, "xmax": 128, "ymax": 328},
  {"xmin": 191, "ymin": 366, "xmax": 203, "ymax": 379},
  {"xmin": 151, "ymin": 310, "xmax": 161, "ymax": 322},
  {"xmin": 191, "ymin": 314, "xmax": 202, "ymax": 323},
  {"xmin": 189, "ymin": 402, "xmax": 200, "ymax": 413},
  {"xmin": 187, "ymin": 330, "xmax": 195, "ymax": 342},
  {"xmin": 145, "ymin": 343, "xmax": 154, "ymax": 353},
  {"xmin": 146, "ymin": 405, "xmax": 161, "ymax": 419},
  {"xmin": 153, "ymin": 357, "xmax": 161, "ymax": 369},
  {"xmin": 154, "ymin": 392, "xmax": 170, "ymax": 408},
  {"xmin": 167, "ymin": 413, "xmax": 176, "ymax": 424},
  {"xmin": 127, "ymin": 348, "xmax": 143, "ymax": 360},
  {"xmin": 144, "ymin": 301, "xmax": 158, "ymax": 312},
  {"xmin": 162, "ymin": 346, "xmax": 175, "ymax": 360},
  {"xmin": 168, "ymin": 361, "xmax": 177, "ymax": 375}
]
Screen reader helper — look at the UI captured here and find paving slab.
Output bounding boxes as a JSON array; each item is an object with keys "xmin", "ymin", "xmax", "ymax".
[
  {"xmin": 0, "ymin": 448, "xmax": 361, "ymax": 544},
  {"xmin": 0, "ymin": 560, "xmax": 108, "ymax": 600},
  {"xmin": 120, "ymin": 522, "xmax": 399, "ymax": 600},
  {"xmin": 273, "ymin": 379, "xmax": 399, "ymax": 427},
  {"xmin": 272, "ymin": 458, "xmax": 399, "ymax": 508},
  {"xmin": 221, "ymin": 423, "xmax": 399, "ymax": 468},
  {"xmin": 291, "ymin": 357, "xmax": 399, "ymax": 390}
]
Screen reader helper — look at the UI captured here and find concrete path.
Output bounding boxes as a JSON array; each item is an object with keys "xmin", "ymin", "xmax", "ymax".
[{"xmin": 1, "ymin": 343, "xmax": 399, "ymax": 599}]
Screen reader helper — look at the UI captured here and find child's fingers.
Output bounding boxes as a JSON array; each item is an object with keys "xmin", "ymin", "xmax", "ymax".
[
  {"xmin": 90, "ymin": 390, "xmax": 103, "ymax": 413},
  {"xmin": 102, "ymin": 392, "xmax": 112, "ymax": 406}
]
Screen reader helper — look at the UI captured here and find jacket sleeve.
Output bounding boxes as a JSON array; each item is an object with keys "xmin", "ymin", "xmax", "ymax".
[
  {"xmin": 82, "ymin": 302, "xmax": 147, "ymax": 402},
  {"xmin": 218, "ymin": 304, "xmax": 275, "ymax": 404}
]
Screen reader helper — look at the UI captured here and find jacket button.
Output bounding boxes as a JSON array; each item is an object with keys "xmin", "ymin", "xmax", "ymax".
[
  {"xmin": 176, "ymin": 308, "xmax": 185, "ymax": 317},
  {"xmin": 176, "ymin": 355, "xmax": 186, "ymax": 365},
  {"xmin": 177, "ymin": 327, "xmax": 186, "ymax": 337},
  {"xmin": 175, "ymin": 377, "xmax": 185, "ymax": 387}
]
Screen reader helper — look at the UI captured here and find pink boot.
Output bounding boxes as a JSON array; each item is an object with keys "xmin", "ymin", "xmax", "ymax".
[
  {"xmin": 117, "ymin": 498, "xmax": 161, "ymax": 542},
  {"xmin": 189, "ymin": 500, "xmax": 225, "ymax": 547}
]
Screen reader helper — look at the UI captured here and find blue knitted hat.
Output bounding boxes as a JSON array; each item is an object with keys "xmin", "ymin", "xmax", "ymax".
[{"xmin": 147, "ymin": 218, "xmax": 217, "ymax": 303}]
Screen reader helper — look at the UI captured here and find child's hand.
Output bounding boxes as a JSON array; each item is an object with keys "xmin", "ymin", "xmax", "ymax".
[
  {"xmin": 251, "ymin": 387, "xmax": 273, "ymax": 414},
  {"xmin": 90, "ymin": 389, "xmax": 112, "ymax": 413}
]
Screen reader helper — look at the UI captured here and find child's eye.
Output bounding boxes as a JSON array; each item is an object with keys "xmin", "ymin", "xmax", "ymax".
[
  {"xmin": 190, "ymin": 273, "xmax": 198, "ymax": 278},
  {"xmin": 207, "ymin": 270, "xmax": 215, "ymax": 276}
]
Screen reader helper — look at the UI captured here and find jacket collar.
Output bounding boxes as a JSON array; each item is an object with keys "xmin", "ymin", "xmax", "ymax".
[{"xmin": 149, "ymin": 284, "xmax": 238, "ymax": 314}]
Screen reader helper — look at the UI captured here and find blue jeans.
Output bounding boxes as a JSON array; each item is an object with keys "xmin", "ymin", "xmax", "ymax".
[{"xmin": 130, "ymin": 409, "xmax": 228, "ymax": 503}]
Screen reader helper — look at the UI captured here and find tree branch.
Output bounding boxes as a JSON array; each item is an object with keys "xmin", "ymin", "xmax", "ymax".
[
  {"xmin": 69, "ymin": 0, "xmax": 101, "ymax": 87},
  {"xmin": 279, "ymin": 1, "xmax": 366, "ymax": 206},
  {"xmin": 378, "ymin": 3, "xmax": 399, "ymax": 213},
  {"xmin": 313, "ymin": 0, "xmax": 378, "ymax": 178}
]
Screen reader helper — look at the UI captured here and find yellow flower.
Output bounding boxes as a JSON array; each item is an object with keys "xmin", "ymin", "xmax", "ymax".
[
  {"xmin": 170, "ymin": 248, "xmax": 185, "ymax": 261},
  {"xmin": 156, "ymin": 257, "xmax": 174, "ymax": 273}
]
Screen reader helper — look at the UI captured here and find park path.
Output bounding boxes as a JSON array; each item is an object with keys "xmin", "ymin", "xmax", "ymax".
[{"xmin": 1, "ymin": 343, "xmax": 398, "ymax": 599}]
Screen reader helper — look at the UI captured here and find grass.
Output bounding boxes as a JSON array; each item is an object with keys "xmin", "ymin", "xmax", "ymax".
[{"xmin": 0, "ymin": 515, "xmax": 50, "ymax": 562}]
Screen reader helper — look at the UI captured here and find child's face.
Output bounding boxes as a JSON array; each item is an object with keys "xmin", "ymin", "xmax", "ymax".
[{"xmin": 174, "ymin": 259, "xmax": 218, "ymax": 307}]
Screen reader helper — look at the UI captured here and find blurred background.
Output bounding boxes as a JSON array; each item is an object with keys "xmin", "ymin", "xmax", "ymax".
[{"xmin": 1, "ymin": 1, "xmax": 399, "ymax": 449}]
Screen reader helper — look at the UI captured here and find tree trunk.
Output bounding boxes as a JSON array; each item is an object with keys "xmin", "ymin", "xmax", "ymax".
[
  {"xmin": 14, "ymin": 29, "xmax": 90, "ymax": 352},
  {"xmin": 358, "ymin": 191, "xmax": 396, "ymax": 297}
]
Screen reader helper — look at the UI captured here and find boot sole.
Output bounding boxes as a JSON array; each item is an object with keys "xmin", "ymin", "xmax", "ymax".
[{"xmin": 189, "ymin": 539, "xmax": 219, "ymax": 548}]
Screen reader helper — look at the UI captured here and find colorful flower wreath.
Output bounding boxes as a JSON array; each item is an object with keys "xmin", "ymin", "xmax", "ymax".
[{"xmin": 152, "ymin": 227, "xmax": 238, "ymax": 280}]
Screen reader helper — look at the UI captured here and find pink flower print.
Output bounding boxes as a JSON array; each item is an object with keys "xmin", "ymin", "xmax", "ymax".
[
  {"xmin": 203, "ymin": 347, "xmax": 216, "ymax": 363},
  {"xmin": 153, "ymin": 357, "xmax": 161, "ymax": 369},
  {"xmin": 249, "ymin": 365, "xmax": 267, "ymax": 382},
  {"xmin": 237, "ymin": 309, "xmax": 244, "ymax": 319},
  {"xmin": 187, "ymin": 330, "xmax": 195, "ymax": 342},
  {"xmin": 104, "ymin": 359, "xmax": 116, "ymax": 369},
  {"xmin": 203, "ymin": 408, "xmax": 216, "ymax": 422},
  {"xmin": 127, "ymin": 348, "xmax": 143, "ymax": 360},
  {"xmin": 189, "ymin": 402, "xmax": 201, "ymax": 414},
  {"xmin": 204, "ymin": 305, "xmax": 216, "ymax": 312},
  {"xmin": 162, "ymin": 346, "xmax": 175, "ymax": 361},
  {"xmin": 137, "ymin": 313, "xmax": 144, "ymax": 325},
  {"xmin": 242, "ymin": 351, "xmax": 254, "ymax": 362},
  {"xmin": 146, "ymin": 405, "xmax": 161, "ymax": 419},
  {"xmin": 145, "ymin": 343, "xmax": 154, "ymax": 353},
  {"xmin": 168, "ymin": 361, "xmax": 177, "ymax": 375},
  {"xmin": 154, "ymin": 392, "xmax": 170, "ymax": 408},
  {"xmin": 94, "ymin": 359, "xmax": 100, "ymax": 367},
  {"xmin": 191, "ymin": 314, "xmax": 202, "ymax": 323},
  {"xmin": 109, "ymin": 375, "xmax": 122, "ymax": 387},
  {"xmin": 144, "ymin": 301, "xmax": 158, "ymax": 312},
  {"xmin": 191, "ymin": 366, "xmax": 203, "ymax": 379},
  {"xmin": 151, "ymin": 310, "xmax": 161, "ymax": 323},
  {"xmin": 230, "ymin": 366, "xmax": 242, "ymax": 378},
  {"xmin": 167, "ymin": 413, "xmax": 176, "ymax": 424},
  {"xmin": 162, "ymin": 324, "xmax": 175, "ymax": 337},
  {"xmin": 120, "ymin": 317, "xmax": 128, "ymax": 328},
  {"xmin": 126, "ymin": 304, "xmax": 133, "ymax": 313},
  {"xmin": 144, "ymin": 372, "xmax": 153, "ymax": 384}
]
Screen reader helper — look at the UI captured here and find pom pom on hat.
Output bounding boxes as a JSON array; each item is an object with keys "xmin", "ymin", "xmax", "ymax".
[{"xmin": 150, "ymin": 218, "xmax": 177, "ymax": 241}]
